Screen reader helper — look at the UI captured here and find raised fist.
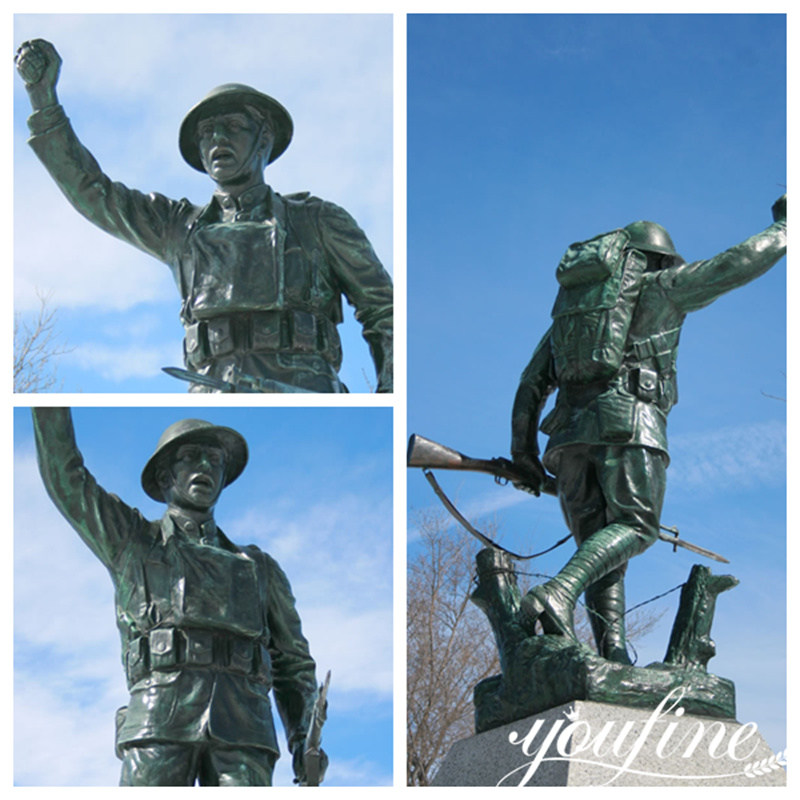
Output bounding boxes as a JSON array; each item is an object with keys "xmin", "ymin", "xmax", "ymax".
[
  {"xmin": 771, "ymin": 194, "xmax": 786, "ymax": 223},
  {"xmin": 15, "ymin": 39, "xmax": 61, "ymax": 106}
]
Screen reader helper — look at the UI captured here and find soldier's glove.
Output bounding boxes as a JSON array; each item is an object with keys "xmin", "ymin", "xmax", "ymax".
[
  {"xmin": 772, "ymin": 194, "xmax": 786, "ymax": 223},
  {"xmin": 511, "ymin": 452, "xmax": 547, "ymax": 497},
  {"xmin": 292, "ymin": 742, "xmax": 329, "ymax": 785}
]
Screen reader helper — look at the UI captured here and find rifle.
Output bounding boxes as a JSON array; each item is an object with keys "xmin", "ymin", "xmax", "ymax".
[
  {"xmin": 302, "ymin": 670, "xmax": 331, "ymax": 786},
  {"xmin": 408, "ymin": 434, "xmax": 728, "ymax": 564},
  {"xmin": 408, "ymin": 434, "xmax": 555, "ymax": 494}
]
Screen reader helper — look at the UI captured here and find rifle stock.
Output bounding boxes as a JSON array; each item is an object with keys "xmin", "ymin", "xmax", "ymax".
[{"xmin": 407, "ymin": 434, "xmax": 557, "ymax": 495}]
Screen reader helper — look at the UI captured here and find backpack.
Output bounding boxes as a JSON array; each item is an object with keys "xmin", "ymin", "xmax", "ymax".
[{"xmin": 549, "ymin": 228, "xmax": 647, "ymax": 384}]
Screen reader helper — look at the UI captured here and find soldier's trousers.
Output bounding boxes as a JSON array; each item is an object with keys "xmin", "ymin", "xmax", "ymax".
[
  {"xmin": 553, "ymin": 444, "xmax": 667, "ymax": 547},
  {"xmin": 551, "ymin": 444, "xmax": 667, "ymax": 656},
  {"xmin": 119, "ymin": 740, "xmax": 277, "ymax": 786}
]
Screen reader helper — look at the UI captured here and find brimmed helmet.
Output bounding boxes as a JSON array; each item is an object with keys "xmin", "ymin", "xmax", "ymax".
[
  {"xmin": 624, "ymin": 220, "xmax": 684, "ymax": 265},
  {"xmin": 141, "ymin": 419, "xmax": 248, "ymax": 502},
  {"xmin": 179, "ymin": 83, "xmax": 293, "ymax": 172}
]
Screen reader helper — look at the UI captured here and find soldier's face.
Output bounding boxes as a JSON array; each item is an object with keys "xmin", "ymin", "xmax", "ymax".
[
  {"xmin": 164, "ymin": 441, "xmax": 227, "ymax": 511},
  {"xmin": 197, "ymin": 111, "xmax": 273, "ymax": 187}
]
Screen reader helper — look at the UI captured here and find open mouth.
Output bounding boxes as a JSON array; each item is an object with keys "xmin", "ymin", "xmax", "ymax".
[
  {"xmin": 210, "ymin": 147, "xmax": 235, "ymax": 163},
  {"xmin": 190, "ymin": 474, "xmax": 215, "ymax": 491}
]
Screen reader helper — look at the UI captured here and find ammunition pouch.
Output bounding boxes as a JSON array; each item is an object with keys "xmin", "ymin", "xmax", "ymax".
[
  {"xmin": 627, "ymin": 366, "xmax": 677, "ymax": 413},
  {"xmin": 184, "ymin": 310, "xmax": 342, "ymax": 369},
  {"xmin": 125, "ymin": 627, "xmax": 269, "ymax": 687},
  {"xmin": 595, "ymin": 388, "xmax": 636, "ymax": 442}
]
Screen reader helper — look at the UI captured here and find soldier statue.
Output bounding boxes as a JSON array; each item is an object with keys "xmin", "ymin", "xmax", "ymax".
[
  {"xmin": 16, "ymin": 39, "xmax": 393, "ymax": 393},
  {"xmin": 32, "ymin": 407, "xmax": 327, "ymax": 786},
  {"xmin": 511, "ymin": 196, "xmax": 787, "ymax": 664}
]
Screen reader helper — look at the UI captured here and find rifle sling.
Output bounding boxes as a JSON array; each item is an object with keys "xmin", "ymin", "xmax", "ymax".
[{"xmin": 422, "ymin": 469, "xmax": 571, "ymax": 561}]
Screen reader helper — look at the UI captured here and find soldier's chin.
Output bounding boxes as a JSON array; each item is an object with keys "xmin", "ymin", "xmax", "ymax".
[
  {"xmin": 208, "ymin": 161, "xmax": 239, "ymax": 183},
  {"xmin": 186, "ymin": 486, "xmax": 217, "ymax": 507}
]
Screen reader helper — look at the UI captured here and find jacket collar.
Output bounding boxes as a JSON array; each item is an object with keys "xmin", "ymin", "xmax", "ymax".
[
  {"xmin": 161, "ymin": 511, "xmax": 217, "ymax": 545},
  {"xmin": 159, "ymin": 512, "xmax": 246, "ymax": 555},
  {"xmin": 193, "ymin": 184, "xmax": 286, "ymax": 226}
]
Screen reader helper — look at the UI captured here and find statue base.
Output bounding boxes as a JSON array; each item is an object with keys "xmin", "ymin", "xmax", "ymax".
[
  {"xmin": 432, "ymin": 699, "xmax": 785, "ymax": 786},
  {"xmin": 475, "ymin": 637, "xmax": 735, "ymax": 733}
]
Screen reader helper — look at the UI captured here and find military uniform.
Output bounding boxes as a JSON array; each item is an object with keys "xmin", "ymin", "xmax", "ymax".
[
  {"xmin": 512, "ymin": 212, "xmax": 786, "ymax": 660},
  {"xmin": 33, "ymin": 408, "xmax": 318, "ymax": 785},
  {"xmin": 25, "ymin": 103, "xmax": 393, "ymax": 393}
]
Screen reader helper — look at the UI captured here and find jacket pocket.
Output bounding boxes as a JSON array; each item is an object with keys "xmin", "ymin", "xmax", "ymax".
[{"xmin": 595, "ymin": 389, "xmax": 635, "ymax": 443}]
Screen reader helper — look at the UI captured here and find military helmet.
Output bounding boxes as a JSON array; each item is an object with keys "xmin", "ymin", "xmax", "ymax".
[
  {"xmin": 141, "ymin": 418, "xmax": 249, "ymax": 502},
  {"xmin": 624, "ymin": 220, "xmax": 684, "ymax": 264},
  {"xmin": 179, "ymin": 83, "xmax": 294, "ymax": 172}
]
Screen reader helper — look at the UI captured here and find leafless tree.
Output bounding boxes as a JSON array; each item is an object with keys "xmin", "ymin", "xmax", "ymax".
[
  {"xmin": 407, "ymin": 509, "xmax": 663, "ymax": 786},
  {"xmin": 407, "ymin": 509, "xmax": 501, "ymax": 786},
  {"xmin": 14, "ymin": 292, "xmax": 71, "ymax": 392}
]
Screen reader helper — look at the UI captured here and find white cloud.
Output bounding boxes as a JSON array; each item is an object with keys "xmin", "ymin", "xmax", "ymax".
[
  {"xmin": 667, "ymin": 420, "xmax": 786, "ymax": 491},
  {"xmin": 66, "ymin": 341, "xmax": 178, "ymax": 381},
  {"xmin": 15, "ymin": 673, "xmax": 123, "ymax": 786}
]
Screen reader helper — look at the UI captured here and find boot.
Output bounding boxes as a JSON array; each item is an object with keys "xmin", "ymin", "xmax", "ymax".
[
  {"xmin": 585, "ymin": 568, "xmax": 632, "ymax": 664},
  {"xmin": 520, "ymin": 523, "xmax": 646, "ymax": 641}
]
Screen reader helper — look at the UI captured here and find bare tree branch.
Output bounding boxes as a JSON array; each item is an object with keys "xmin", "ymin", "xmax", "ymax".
[{"xmin": 14, "ymin": 292, "xmax": 71, "ymax": 393}]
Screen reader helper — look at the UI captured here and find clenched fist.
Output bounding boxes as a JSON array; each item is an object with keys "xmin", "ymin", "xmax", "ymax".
[{"xmin": 15, "ymin": 39, "xmax": 61, "ymax": 110}]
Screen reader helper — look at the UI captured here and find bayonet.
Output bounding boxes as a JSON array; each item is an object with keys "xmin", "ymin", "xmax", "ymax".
[
  {"xmin": 303, "ymin": 670, "xmax": 331, "ymax": 787},
  {"xmin": 162, "ymin": 365, "xmax": 314, "ymax": 394}
]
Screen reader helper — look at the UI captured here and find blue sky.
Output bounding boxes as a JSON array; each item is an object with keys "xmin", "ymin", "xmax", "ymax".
[
  {"xmin": 13, "ymin": 14, "xmax": 392, "ymax": 393},
  {"xmin": 14, "ymin": 406, "xmax": 393, "ymax": 786},
  {"xmin": 407, "ymin": 13, "xmax": 787, "ymax": 754}
]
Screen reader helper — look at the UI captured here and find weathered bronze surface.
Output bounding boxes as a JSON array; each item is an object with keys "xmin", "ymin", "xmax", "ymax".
[
  {"xmin": 511, "ymin": 197, "xmax": 786, "ymax": 662},
  {"xmin": 16, "ymin": 39, "xmax": 393, "ymax": 393},
  {"xmin": 32, "ymin": 407, "xmax": 328, "ymax": 786}
]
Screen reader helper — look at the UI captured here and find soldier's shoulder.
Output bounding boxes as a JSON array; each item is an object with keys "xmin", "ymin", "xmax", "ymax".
[
  {"xmin": 280, "ymin": 190, "xmax": 323, "ymax": 206},
  {"xmin": 280, "ymin": 191, "xmax": 350, "ymax": 217},
  {"xmin": 242, "ymin": 543, "xmax": 281, "ymax": 568}
]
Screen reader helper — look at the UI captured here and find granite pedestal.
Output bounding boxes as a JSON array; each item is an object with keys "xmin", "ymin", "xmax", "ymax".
[{"xmin": 432, "ymin": 699, "xmax": 785, "ymax": 786}]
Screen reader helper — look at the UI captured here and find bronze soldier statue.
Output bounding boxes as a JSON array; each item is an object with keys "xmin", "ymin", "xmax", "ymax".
[
  {"xmin": 32, "ymin": 407, "xmax": 327, "ymax": 786},
  {"xmin": 16, "ymin": 39, "xmax": 393, "ymax": 393},
  {"xmin": 511, "ymin": 196, "xmax": 787, "ymax": 664}
]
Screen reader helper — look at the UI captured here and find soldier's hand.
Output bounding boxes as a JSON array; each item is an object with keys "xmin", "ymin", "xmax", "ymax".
[
  {"xmin": 292, "ymin": 744, "xmax": 329, "ymax": 785},
  {"xmin": 511, "ymin": 452, "xmax": 547, "ymax": 496},
  {"xmin": 772, "ymin": 194, "xmax": 786, "ymax": 223},
  {"xmin": 15, "ymin": 39, "xmax": 61, "ymax": 108}
]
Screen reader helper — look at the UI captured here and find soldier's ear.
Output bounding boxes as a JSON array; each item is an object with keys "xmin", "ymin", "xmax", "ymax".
[
  {"xmin": 257, "ymin": 114, "xmax": 275, "ymax": 165},
  {"xmin": 155, "ymin": 464, "xmax": 173, "ymax": 493},
  {"xmin": 259, "ymin": 133, "xmax": 274, "ymax": 167}
]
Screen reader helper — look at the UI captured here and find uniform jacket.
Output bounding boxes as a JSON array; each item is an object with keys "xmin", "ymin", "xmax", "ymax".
[
  {"xmin": 32, "ymin": 408, "xmax": 317, "ymax": 755},
  {"xmin": 26, "ymin": 104, "xmax": 393, "ymax": 392},
  {"xmin": 511, "ymin": 219, "xmax": 787, "ymax": 472}
]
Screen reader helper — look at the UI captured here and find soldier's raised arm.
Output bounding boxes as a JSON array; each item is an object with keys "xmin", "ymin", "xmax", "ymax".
[
  {"xmin": 31, "ymin": 407, "xmax": 145, "ymax": 568},
  {"xmin": 657, "ymin": 195, "xmax": 787, "ymax": 314},
  {"xmin": 16, "ymin": 39, "xmax": 187, "ymax": 265}
]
